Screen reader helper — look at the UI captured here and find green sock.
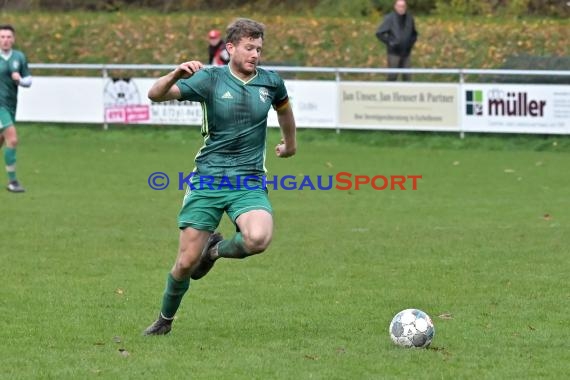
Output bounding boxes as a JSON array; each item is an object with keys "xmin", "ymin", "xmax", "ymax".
[
  {"xmin": 4, "ymin": 147, "xmax": 16, "ymax": 181},
  {"xmin": 217, "ymin": 233, "xmax": 251, "ymax": 259},
  {"xmin": 160, "ymin": 273, "xmax": 190, "ymax": 319}
]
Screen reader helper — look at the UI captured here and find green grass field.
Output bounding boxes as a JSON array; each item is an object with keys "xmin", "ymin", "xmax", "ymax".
[{"xmin": 1, "ymin": 124, "xmax": 569, "ymax": 379}]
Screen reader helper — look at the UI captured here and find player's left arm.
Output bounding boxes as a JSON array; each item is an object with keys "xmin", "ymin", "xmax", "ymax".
[
  {"xmin": 12, "ymin": 54, "xmax": 32, "ymax": 88},
  {"xmin": 275, "ymin": 101, "xmax": 297, "ymax": 158}
]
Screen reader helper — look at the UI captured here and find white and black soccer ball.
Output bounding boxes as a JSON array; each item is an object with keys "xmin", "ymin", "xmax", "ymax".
[{"xmin": 389, "ymin": 309, "xmax": 435, "ymax": 348}]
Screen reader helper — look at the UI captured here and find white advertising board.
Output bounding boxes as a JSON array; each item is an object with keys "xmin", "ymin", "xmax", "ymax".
[
  {"xmin": 338, "ymin": 82, "xmax": 460, "ymax": 131},
  {"xmin": 15, "ymin": 76, "xmax": 570, "ymax": 135},
  {"xmin": 17, "ymin": 77, "xmax": 105, "ymax": 123},
  {"xmin": 16, "ymin": 76, "xmax": 337, "ymax": 128},
  {"xmin": 462, "ymin": 84, "xmax": 570, "ymax": 134},
  {"xmin": 268, "ymin": 80, "xmax": 337, "ymax": 128}
]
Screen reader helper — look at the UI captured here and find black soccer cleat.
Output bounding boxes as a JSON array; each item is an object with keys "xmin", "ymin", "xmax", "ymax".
[
  {"xmin": 6, "ymin": 180, "xmax": 25, "ymax": 193},
  {"xmin": 190, "ymin": 232, "xmax": 223, "ymax": 280},
  {"xmin": 143, "ymin": 315, "xmax": 173, "ymax": 336}
]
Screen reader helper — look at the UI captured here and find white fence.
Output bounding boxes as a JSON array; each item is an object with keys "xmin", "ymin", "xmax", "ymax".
[{"xmin": 17, "ymin": 64, "xmax": 570, "ymax": 136}]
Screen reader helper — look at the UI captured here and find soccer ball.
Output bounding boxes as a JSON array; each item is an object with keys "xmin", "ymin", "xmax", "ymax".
[{"xmin": 389, "ymin": 309, "xmax": 435, "ymax": 348}]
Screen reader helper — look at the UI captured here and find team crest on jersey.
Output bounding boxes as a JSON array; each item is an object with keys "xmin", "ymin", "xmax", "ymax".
[
  {"xmin": 12, "ymin": 61, "xmax": 19, "ymax": 70},
  {"xmin": 259, "ymin": 87, "xmax": 269, "ymax": 103}
]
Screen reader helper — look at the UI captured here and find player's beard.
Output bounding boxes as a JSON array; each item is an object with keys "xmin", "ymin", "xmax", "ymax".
[{"xmin": 237, "ymin": 59, "xmax": 257, "ymax": 77}]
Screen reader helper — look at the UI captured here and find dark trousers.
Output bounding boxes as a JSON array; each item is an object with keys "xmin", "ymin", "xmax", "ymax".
[{"xmin": 387, "ymin": 54, "xmax": 412, "ymax": 81}]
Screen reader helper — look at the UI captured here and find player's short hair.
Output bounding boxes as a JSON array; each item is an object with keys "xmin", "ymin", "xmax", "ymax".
[
  {"xmin": 226, "ymin": 18, "xmax": 265, "ymax": 45},
  {"xmin": 0, "ymin": 24, "xmax": 15, "ymax": 33}
]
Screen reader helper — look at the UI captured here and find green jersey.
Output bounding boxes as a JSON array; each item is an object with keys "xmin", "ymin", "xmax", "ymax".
[
  {"xmin": 0, "ymin": 49, "xmax": 30, "ymax": 116},
  {"xmin": 177, "ymin": 66, "xmax": 289, "ymax": 185}
]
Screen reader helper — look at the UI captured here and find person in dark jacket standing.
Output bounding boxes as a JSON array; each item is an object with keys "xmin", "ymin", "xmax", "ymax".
[{"xmin": 375, "ymin": 0, "xmax": 418, "ymax": 81}]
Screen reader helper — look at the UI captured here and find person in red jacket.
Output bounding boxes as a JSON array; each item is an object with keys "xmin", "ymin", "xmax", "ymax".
[{"xmin": 207, "ymin": 29, "xmax": 229, "ymax": 66}]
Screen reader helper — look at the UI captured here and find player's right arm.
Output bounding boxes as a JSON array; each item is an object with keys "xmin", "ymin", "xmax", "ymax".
[
  {"xmin": 148, "ymin": 61, "xmax": 204, "ymax": 102},
  {"xmin": 375, "ymin": 15, "xmax": 394, "ymax": 46}
]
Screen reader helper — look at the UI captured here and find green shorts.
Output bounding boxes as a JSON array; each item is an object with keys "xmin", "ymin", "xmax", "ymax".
[
  {"xmin": 177, "ymin": 187, "xmax": 273, "ymax": 231},
  {"xmin": 0, "ymin": 108, "xmax": 15, "ymax": 130}
]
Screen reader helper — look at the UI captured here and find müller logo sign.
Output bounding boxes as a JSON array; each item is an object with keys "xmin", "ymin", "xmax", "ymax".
[{"xmin": 466, "ymin": 89, "xmax": 547, "ymax": 117}]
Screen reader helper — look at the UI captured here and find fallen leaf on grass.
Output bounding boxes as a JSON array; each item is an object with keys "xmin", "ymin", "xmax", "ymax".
[
  {"xmin": 543, "ymin": 214, "xmax": 552, "ymax": 221},
  {"xmin": 118, "ymin": 348, "xmax": 130, "ymax": 357},
  {"xmin": 351, "ymin": 227, "xmax": 369, "ymax": 232},
  {"xmin": 113, "ymin": 336, "xmax": 122, "ymax": 343},
  {"xmin": 93, "ymin": 342, "xmax": 105, "ymax": 346},
  {"xmin": 528, "ymin": 325, "xmax": 536, "ymax": 331},
  {"xmin": 304, "ymin": 354, "xmax": 319, "ymax": 360},
  {"xmin": 438, "ymin": 313, "xmax": 454, "ymax": 320},
  {"xmin": 335, "ymin": 347, "xmax": 346, "ymax": 354},
  {"xmin": 115, "ymin": 288, "xmax": 124, "ymax": 295},
  {"xmin": 325, "ymin": 162, "xmax": 333, "ymax": 168}
]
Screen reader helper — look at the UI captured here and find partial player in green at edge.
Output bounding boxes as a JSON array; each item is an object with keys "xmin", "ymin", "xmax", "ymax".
[{"xmin": 0, "ymin": 24, "xmax": 32, "ymax": 193}]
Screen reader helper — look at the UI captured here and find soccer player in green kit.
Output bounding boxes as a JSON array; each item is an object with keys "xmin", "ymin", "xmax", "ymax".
[
  {"xmin": 0, "ymin": 24, "xmax": 31, "ymax": 193},
  {"xmin": 144, "ymin": 18, "xmax": 297, "ymax": 335}
]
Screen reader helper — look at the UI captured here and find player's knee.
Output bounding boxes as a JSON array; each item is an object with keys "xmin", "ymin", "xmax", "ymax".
[
  {"xmin": 5, "ymin": 136, "xmax": 17, "ymax": 147},
  {"xmin": 242, "ymin": 231, "xmax": 271, "ymax": 254},
  {"xmin": 174, "ymin": 252, "xmax": 198, "ymax": 274}
]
